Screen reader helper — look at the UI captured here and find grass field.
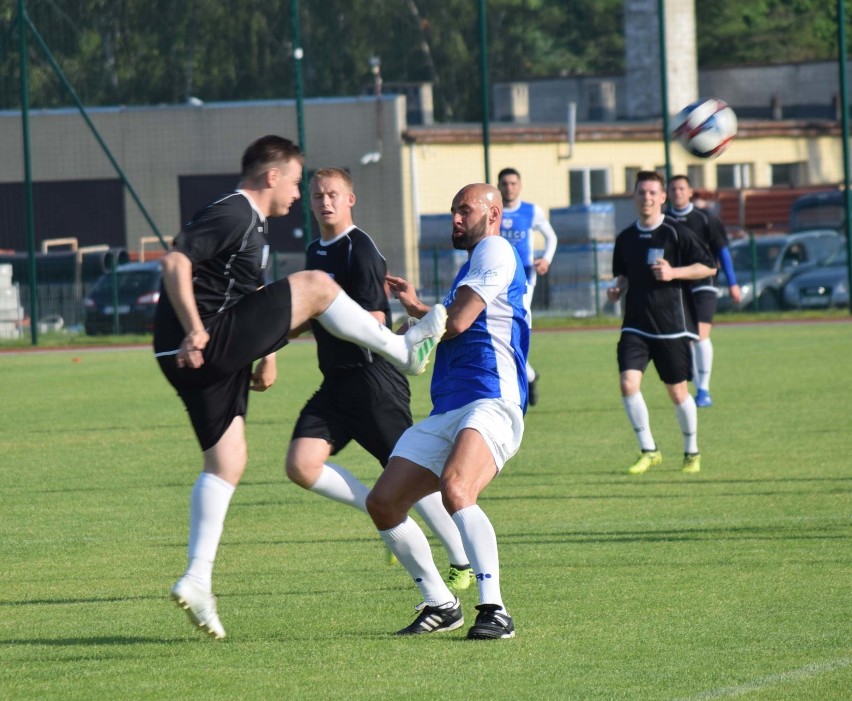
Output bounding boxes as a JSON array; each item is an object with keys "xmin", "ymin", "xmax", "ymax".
[{"xmin": 1, "ymin": 321, "xmax": 850, "ymax": 700}]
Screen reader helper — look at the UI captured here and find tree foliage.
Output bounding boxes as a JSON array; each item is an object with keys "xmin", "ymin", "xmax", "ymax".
[{"xmin": 0, "ymin": 0, "xmax": 846, "ymax": 121}]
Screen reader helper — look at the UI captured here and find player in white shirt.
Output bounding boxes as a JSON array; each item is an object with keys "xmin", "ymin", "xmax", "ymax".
[
  {"xmin": 367, "ymin": 183, "xmax": 530, "ymax": 640},
  {"xmin": 497, "ymin": 168, "xmax": 557, "ymax": 406}
]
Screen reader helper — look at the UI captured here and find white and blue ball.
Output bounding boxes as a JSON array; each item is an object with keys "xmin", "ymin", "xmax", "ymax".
[{"xmin": 671, "ymin": 97, "xmax": 738, "ymax": 159}]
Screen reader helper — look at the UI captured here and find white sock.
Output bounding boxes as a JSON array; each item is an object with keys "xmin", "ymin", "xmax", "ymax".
[
  {"xmin": 412, "ymin": 491, "xmax": 469, "ymax": 566},
  {"xmin": 310, "ymin": 463, "xmax": 369, "ymax": 512},
  {"xmin": 674, "ymin": 395, "xmax": 699, "ymax": 454},
  {"xmin": 694, "ymin": 339, "xmax": 713, "ymax": 392},
  {"xmin": 380, "ymin": 517, "xmax": 454, "ymax": 607},
  {"xmin": 185, "ymin": 472, "xmax": 235, "ymax": 592},
  {"xmin": 316, "ymin": 291, "xmax": 408, "ymax": 366},
  {"xmin": 526, "ymin": 361, "xmax": 536, "ymax": 384},
  {"xmin": 622, "ymin": 392, "xmax": 656, "ymax": 452},
  {"xmin": 452, "ymin": 505, "xmax": 504, "ymax": 610}
]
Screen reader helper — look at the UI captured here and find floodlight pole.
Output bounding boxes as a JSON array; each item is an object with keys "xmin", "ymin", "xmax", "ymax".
[
  {"xmin": 291, "ymin": 0, "xmax": 311, "ymax": 250},
  {"xmin": 838, "ymin": 0, "xmax": 852, "ymax": 314},
  {"xmin": 17, "ymin": 0, "xmax": 38, "ymax": 345},
  {"xmin": 658, "ymin": 0, "xmax": 672, "ymax": 184},
  {"xmin": 478, "ymin": 0, "xmax": 491, "ymax": 183}
]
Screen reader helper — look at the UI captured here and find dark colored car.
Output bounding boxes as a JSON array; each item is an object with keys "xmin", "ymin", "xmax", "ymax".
[
  {"xmin": 717, "ymin": 230, "xmax": 842, "ymax": 311},
  {"xmin": 782, "ymin": 244, "xmax": 850, "ymax": 310},
  {"xmin": 83, "ymin": 261, "xmax": 162, "ymax": 335}
]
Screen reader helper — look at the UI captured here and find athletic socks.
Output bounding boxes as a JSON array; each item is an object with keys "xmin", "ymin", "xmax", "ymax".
[
  {"xmin": 185, "ymin": 472, "xmax": 235, "ymax": 592},
  {"xmin": 315, "ymin": 291, "xmax": 408, "ymax": 366},
  {"xmin": 623, "ymin": 392, "xmax": 656, "ymax": 452},
  {"xmin": 675, "ymin": 395, "xmax": 699, "ymax": 455},
  {"xmin": 310, "ymin": 462, "xmax": 370, "ymax": 511},
  {"xmin": 452, "ymin": 505, "xmax": 505, "ymax": 611},
  {"xmin": 380, "ymin": 517, "xmax": 455, "ymax": 607},
  {"xmin": 412, "ymin": 491, "xmax": 469, "ymax": 566},
  {"xmin": 693, "ymin": 339, "xmax": 713, "ymax": 391}
]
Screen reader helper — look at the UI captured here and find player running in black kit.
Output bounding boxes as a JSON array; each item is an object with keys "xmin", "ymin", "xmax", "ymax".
[
  {"xmin": 607, "ymin": 171, "xmax": 717, "ymax": 475},
  {"xmin": 285, "ymin": 168, "xmax": 472, "ymax": 590},
  {"xmin": 154, "ymin": 136, "xmax": 447, "ymax": 640},
  {"xmin": 666, "ymin": 175, "xmax": 742, "ymax": 407}
]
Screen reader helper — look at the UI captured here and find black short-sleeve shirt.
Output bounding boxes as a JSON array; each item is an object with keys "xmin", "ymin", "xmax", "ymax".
[
  {"xmin": 306, "ymin": 226, "xmax": 392, "ymax": 374},
  {"xmin": 612, "ymin": 215, "xmax": 716, "ymax": 339},
  {"xmin": 170, "ymin": 191, "xmax": 269, "ymax": 319},
  {"xmin": 666, "ymin": 205, "xmax": 729, "ymax": 290}
]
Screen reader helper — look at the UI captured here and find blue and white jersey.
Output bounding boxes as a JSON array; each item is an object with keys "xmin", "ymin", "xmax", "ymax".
[
  {"xmin": 500, "ymin": 201, "xmax": 537, "ymax": 278},
  {"xmin": 430, "ymin": 235, "xmax": 530, "ymax": 415},
  {"xmin": 500, "ymin": 201, "xmax": 558, "ymax": 285}
]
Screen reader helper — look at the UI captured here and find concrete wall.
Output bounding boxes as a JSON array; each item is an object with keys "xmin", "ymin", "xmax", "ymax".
[{"xmin": 0, "ymin": 96, "xmax": 421, "ymax": 283}]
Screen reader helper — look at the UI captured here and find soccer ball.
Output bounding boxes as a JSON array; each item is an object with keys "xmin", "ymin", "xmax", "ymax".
[{"xmin": 671, "ymin": 97, "xmax": 738, "ymax": 159}]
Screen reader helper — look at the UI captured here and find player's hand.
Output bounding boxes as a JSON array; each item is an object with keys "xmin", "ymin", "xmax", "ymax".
[
  {"xmin": 177, "ymin": 329, "xmax": 209, "ymax": 369},
  {"xmin": 250, "ymin": 355, "xmax": 277, "ymax": 391},
  {"xmin": 652, "ymin": 258, "xmax": 675, "ymax": 281},
  {"xmin": 729, "ymin": 284, "xmax": 743, "ymax": 304},
  {"xmin": 386, "ymin": 274, "xmax": 421, "ymax": 315},
  {"xmin": 533, "ymin": 258, "xmax": 550, "ymax": 275},
  {"xmin": 606, "ymin": 286, "xmax": 622, "ymax": 302}
]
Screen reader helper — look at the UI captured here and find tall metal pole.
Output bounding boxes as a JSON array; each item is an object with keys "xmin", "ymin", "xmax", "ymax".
[
  {"xmin": 838, "ymin": 0, "xmax": 852, "ymax": 314},
  {"xmin": 478, "ymin": 0, "xmax": 491, "ymax": 183},
  {"xmin": 658, "ymin": 0, "xmax": 672, "ymax": 184},
  {"xmin": 290, "ymin": 0, "xmax": 311, "ymax": 248},
  {"xmin": 17, "ymin": 0, "xmax": 38, "ymax": 345}
]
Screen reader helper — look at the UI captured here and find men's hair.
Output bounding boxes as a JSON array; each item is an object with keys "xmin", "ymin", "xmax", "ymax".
[
  {"xmin": 241, "ymin": 135, "xmax": 303, "ymax": 179},
  {"xmin": 634, "ymin": 170, "xmax": 666, "ymax": 190},
  {"xmin": 311, "ymin": 167, "xmax": 353, "ymax": 190},
  {"xmin": 497, "ymin": 167, "xmax": 521, "ymax": 181},
  {"xmin": 669, "ymin": 174, "xmax": 691, "ymax": 187}
]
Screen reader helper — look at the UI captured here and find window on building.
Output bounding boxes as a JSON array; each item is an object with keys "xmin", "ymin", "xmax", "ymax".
[
  {"xmin": 686, "ymin": 165, "xmax": 705, "ymax": 189},
  {"xmin": 624, "ymin": 167, "xmax": 641, "ymax": 192},
  {"xmin": 770, "ymin": 162, "xmax": 806, "ymax": 187},
  {"xmin": 569, "ymin": 167, "xmax": 610, "ymax": 205},
  {"xmin": 716, "ymin": 163, "xmax": 752, "ymax": 189}
]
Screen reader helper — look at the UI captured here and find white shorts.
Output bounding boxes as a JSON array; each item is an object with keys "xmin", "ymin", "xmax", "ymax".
[{"xmin": 391, "ymin": 398, "xmax": 525, "ymax": 477}]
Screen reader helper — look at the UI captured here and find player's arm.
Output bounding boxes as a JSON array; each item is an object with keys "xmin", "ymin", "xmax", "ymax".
[
  {"xmin": 444, "ymin": 286, "xmax": 486, "ymax": 339},
  {"xmin": 386, "ymin": 273, "xmax": 429, "ymax": 318},
  {"xmin": 532, "ymin": 206, "xmax": 558, "ymax": 275},
  {"xmin": 717, "ymin": 246, "xmax": 742, "ymax": 303},
  {"xmin": 607, "ymin": 275, "xmax": 628, "ymax": 301},
  {"xmin": 161, "ymin": 250, "xmax": 208, "ymax": 369},
  {"xmin": 250, "ymin": 352, "xmax": 277, "ymax": 391},
  {"xmin": 653, "ymin": 259, "xmax": 716, "ymax": 282}
]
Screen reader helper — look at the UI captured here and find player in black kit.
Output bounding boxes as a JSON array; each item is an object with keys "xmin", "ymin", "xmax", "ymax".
[
  {"xmin": 285, "ymin": 168, "xmax": 472, "ymax": 590},
  {"xmin": 154, "ymin": 137, "xmax": 447, "ymax": 640},
  {"xmin": 607, "ymin": 171, "xmax": 716, "ymax": 476},
  {"xmin": 666, "ymin": 175, "xmax": 742, "ymax": 407}
]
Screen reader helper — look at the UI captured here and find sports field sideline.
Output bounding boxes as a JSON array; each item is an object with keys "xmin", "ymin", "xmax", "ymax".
[{"xmin": 1, "ymin": 321, "xmax": 850, "ymax": 700}]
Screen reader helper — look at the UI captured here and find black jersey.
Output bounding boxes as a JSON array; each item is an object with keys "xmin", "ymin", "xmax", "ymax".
[
  {"xmin": 306, "ymin": 226, "xmax": 393, "ymax": 375},
  {"xmin": 613, "ymin": 215, "xmax": 715, "ymax": 339},
  {"xmin": 159, "ymin": 191, "xmax": 269, "ymax": 323},
  {"xmin": 666, "ymin": 204, "xmax": 729, "ymax": 291}
]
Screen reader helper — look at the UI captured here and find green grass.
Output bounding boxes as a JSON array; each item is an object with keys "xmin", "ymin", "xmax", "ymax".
[{"xmin": 1, "ymin": 323, "xmax": 851, "ymax": 700}]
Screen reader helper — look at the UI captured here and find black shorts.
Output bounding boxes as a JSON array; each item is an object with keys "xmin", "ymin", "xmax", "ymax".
[
  {"xmin": 291, "ymin": 359, "xmax": 412, "ymax": 467},
  {"xmin": 617, "ymin": 331, "xmax": 693, "ymax": 385},
  {"xmin": 693, "ymin": 290, "xmax": 718, "ymax": 325},
  {"xmin": 154, "ymin": 278, "xmax": 293, "ymax": 450}
]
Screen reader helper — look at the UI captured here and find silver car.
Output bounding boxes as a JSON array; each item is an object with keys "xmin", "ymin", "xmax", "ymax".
[
  {"xmin": 717, "ymin": 230, "xmax": 842, "ymax": 311},
  {"xmin": 782, "ymin": 245, "xmax": 850, "ymax": 309}
]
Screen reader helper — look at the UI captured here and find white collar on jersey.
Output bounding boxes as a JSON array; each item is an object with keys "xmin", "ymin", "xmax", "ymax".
[
  {"xmin": 636, "ymin": 214, "xmax": 666, "ymax": 231},
  {"xmin": 669, "ymin": 203, "xmax": 694, "ymax": 216},
  {"xmin": 237, "ymin": 189, "xmax": 267, "ymax": 223},
  {"xmin": 319, "ymin": 225, "xmax": 357, "ymax": 246}
]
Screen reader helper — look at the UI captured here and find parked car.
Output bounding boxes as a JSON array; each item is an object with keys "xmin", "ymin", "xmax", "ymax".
[
  {"xmin": 790, "ymin": 190, "xmax": 846, "ymax": 234},
  {"xmin": 83, "ymin": 261, "xmax": 162, "ymax": 335},
  {"xmin": 717, "ymin": 230, "xmax": 842, "ymax": 311},
  {"xmin": 782, "ymin": 244, "xmax": 850, "ymax": 310}
]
